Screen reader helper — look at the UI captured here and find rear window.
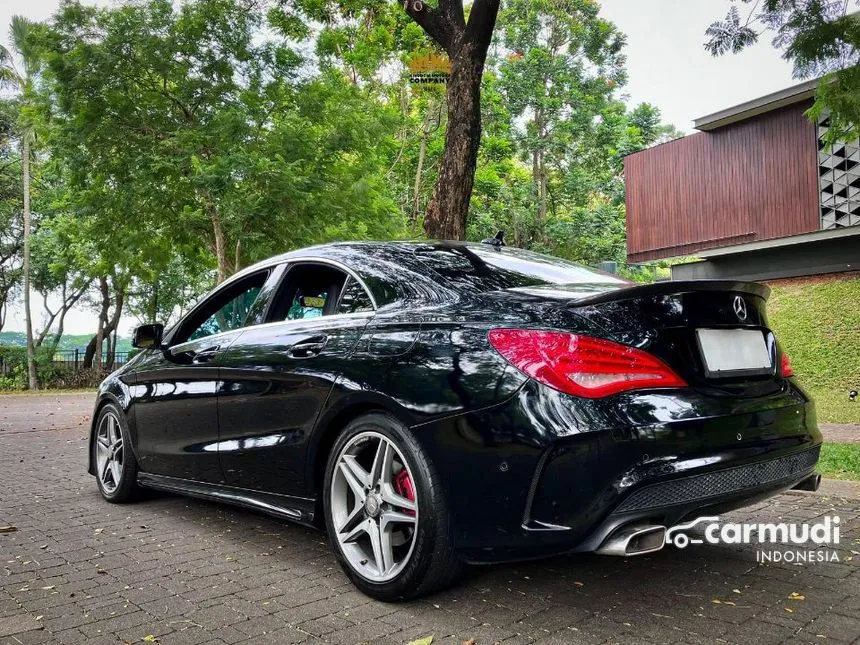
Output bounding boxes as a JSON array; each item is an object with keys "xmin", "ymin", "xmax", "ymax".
[{"xmin": 411, "ymin": 245, "xmax": 624, "ymax": 292}]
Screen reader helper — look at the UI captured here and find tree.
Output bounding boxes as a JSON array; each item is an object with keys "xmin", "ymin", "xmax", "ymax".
[
  {"xmin": 628, "ymin": 103, "xmax": 684, "ymax": 148},
  {"xmin": 498, "ymin": 0, "xmax": 626, "ymax": 243},
  {"xmin": 706, "ymin": 1, "xmax": 860, "ymax": 142},
  {"xmin": 29, "ymin": 210, "xmax": 92, "ymax": 351},
  {"xmin": 0, "ymin": 16, "xmax": 40, "ymax": 389},
  {"xmin": 0, "ymin": 100, "xmax": 23, "ymax": 333},
  {"xmin": 402, "ymin": 0, "xmax": 502, "ymax": 239}
]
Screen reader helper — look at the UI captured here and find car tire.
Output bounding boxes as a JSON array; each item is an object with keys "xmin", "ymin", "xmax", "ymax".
[
  {"xmin": 92, "ymin": 403, "xmax": 140, "ymax": 503},
  {"xmin": 323, "ymin": 412, "xmax": 463, "ymax": 601}
]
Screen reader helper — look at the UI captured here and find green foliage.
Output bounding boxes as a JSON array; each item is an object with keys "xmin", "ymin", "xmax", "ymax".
[
  {"xmin": 706, "ymin": 1, "xmax": 859, "ymax": 142},
  {"xmin": 0, "ymin": 0, "xmax": 690, "ymax": 380},
  {"xmin": 767, "ymin": 276, "xmax": 860, "ymax": 424},
  {"xmin": 0, "ymin": 331, "xmax": 132, "ymax": 352}
]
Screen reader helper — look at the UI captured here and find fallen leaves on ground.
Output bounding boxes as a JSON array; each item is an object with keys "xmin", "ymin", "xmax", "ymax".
[
  {"xmin": 788, "ymin": 592, "xmax": 806, "ymax": 601},
  {"xmin": 407, "ymin": 637, "xmax": 433, "ymax": 645}
]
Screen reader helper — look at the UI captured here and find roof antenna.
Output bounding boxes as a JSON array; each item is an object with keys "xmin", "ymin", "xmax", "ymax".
[{"xmin": 481, "ymin": 230, "xmax": 505, "ymax": 248}]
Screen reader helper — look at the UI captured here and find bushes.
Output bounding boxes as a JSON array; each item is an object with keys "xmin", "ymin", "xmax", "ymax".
[{"xmin": 0, "ymin": 345, "xmax": 109, "ymax": 390}]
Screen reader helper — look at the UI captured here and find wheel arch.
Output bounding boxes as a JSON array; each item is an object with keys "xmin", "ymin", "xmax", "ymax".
[
  {"xmin": 307, "ymin": 391, "xmax": 414, "ymax": 523},
  {"xmin": 87, "ymin": 384, "xmax": 135, "ymax": 476}
]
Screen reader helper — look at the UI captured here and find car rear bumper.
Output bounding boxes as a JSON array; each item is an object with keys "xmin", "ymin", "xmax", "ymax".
[{"xmin": 411, "ymin": 379, "xmax": 822, "ymax": 563}]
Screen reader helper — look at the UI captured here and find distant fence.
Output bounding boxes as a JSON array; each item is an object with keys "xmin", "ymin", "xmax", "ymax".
[
  {"xmin": 51, "ymin": 350, "xmax": 132, "ymax": 371},
  {"xmin": 0, "ymin": 350, "xmax": 131, "ymax": 377}
]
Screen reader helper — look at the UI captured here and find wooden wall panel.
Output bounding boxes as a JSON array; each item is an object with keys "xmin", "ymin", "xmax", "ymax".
[{"xmin": 625, "ymin": 101, "xmax": 820, "ymax": 263}]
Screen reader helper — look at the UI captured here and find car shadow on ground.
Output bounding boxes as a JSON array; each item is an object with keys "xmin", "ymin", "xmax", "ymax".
[{"xmin": 121, "ymin": 486, "xmax": 858, "ymax": 643}]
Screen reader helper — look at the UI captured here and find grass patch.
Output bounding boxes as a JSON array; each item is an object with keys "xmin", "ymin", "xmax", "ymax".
[
  {"xmin": 0, "ymin": 388, "xmax": 98, "ymax": 395},
  {"xmin": 818, "ymin": 443, "xmax": 860, "ymax": 481},
  {"xmin": 807, "ymin": 388, "xmax": 860, "ymax": 424},
  {"xmin": 767, "ymin": 276, "xmax": 860, "ymax": 424}
]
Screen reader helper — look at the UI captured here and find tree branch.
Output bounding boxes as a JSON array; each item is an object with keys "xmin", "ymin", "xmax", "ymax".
[
  {"xmin": 465, "ymin": 0, "xmax": 500, "ymax": 51},
  {"xmin": 438, "ymin": 0, "xmax": 466, "ymax": 32},
  {"xmin": 403, "ymin": 2, "xmax": 457, "ymax": 52}
]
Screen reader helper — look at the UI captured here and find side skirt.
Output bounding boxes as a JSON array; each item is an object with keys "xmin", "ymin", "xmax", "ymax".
[{"xmin": 137, "ymin": 472, "xmax": 318, "ymax": 528}]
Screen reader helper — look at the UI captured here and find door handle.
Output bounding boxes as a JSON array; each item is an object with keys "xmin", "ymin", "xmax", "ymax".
[
  {"xmin": 192, "ymin": 346, "xmax": 220, "ymax": 364},
  {"xmin": 288, "ymin": 335, "xmax": 328, "ymax": 359}
]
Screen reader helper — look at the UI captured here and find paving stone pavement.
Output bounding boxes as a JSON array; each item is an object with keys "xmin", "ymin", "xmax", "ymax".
[
  {"xmin": 819, "ymin": 425, "xmax": 860, "ymax": 445},
  {"xmin": 0, "ymin": 394, "xmax": 858, "ymax": 645}
]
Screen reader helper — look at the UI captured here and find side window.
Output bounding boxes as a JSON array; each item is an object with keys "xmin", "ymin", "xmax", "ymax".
[
  {"xmin": 181, "ymin": 271, "xmax": 269, "ymax": 343},
  {"xmin": 337, "ymin": 277, "xmax": 374, "ymax": 314},
  {"xmin": 268, "ymin": 263, "xmax": 352, "ymax": 322}
]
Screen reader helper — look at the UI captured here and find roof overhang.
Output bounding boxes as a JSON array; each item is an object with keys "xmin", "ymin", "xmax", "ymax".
[
  {"xmin": 694, "ymin": 78, "xmax": 820, "ymax": 131},
  {"xmin": 696, "ymin": 225, "xmax": 860, "ymax": 258}
]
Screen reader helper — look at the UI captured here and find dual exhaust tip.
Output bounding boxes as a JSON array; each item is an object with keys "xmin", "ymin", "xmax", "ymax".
[
  {"xmin": 598, "ymin": 474, "xmax": 824, "ymax": 557},
  {"xmin": 596, "ymin": 523, "xmax": 666, "ymax": 557}
]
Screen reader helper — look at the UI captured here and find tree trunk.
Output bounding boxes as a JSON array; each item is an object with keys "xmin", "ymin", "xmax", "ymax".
[
  {"xmin": 150, "ymin": 279, "xmax": 159, "ymax": 323},
  {"xmin": 423, "ymin": 44, "xmax": 485, "ymax": 240},
  {"xmin": 413, "ymin": 116, "xmax": 429, "ymax": 226},
  {"xmin": 532, "ymin": 109, "xmax": 548, "ymax": 243},
  {"xmin": 22, "ymin": 135, "xmax": 37, "ymax": 390},
  {"xmin": 210, "ymin": 204, "xmax": 229, "ymax": 284},
  {"xmin": 93, "ymin": 277, "xmax": 109, "ymax": 368},
  {"xmin": 105, "ymin": 286, "xmax": 124, "ymax": 369},
  {"xmin": 83, "ymin": 277, "xmax": 123, "ymax": 369}
]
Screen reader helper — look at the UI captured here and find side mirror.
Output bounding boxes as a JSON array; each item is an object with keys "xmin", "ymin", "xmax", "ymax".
[{"xmin": 132, "ymin": 323, "xmax": 165, "ymax": 350}]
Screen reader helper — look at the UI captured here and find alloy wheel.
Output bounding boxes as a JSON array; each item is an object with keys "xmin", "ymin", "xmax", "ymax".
[
  {"xmin": 330, "ymin": 431, "xmax": 419, "ymax": 582},
  {"xmin": 95, "ymin": 411, "xmax": 124, "ymax": 494}
]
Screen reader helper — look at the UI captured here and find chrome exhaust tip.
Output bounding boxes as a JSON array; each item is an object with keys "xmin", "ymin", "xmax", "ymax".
[
  {"xmin": 596, "ymin": 524, "xmax": 666, "ymax": 556},
  {"xmin": 792, "ymin": 472, "xmax": 821, "ymax": 492}
]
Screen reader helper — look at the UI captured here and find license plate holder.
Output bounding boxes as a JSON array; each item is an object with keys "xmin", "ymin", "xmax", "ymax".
[{"xmin": 695, "ymin": 328, "xmax": 772, "ymax": 378}]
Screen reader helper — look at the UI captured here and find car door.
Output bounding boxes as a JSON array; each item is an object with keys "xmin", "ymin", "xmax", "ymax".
[
  {"xmin": 131, "ymin": 268, "xmax": 276, "ymax": 483},
  {"xmin": 216, "ymin": 262, "xmax": 375, "ymax": 495}
]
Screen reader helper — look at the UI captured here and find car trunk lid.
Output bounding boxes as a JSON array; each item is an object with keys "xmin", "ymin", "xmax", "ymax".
[{"xmin": 504, "ymin": 279, "xmax": 785, "ymax": 397}]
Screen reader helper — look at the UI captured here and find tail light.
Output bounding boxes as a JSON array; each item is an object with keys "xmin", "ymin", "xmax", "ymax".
[
  {"xmin": 488, "ymin": 329, "xmax": 687, "ymax": 398},
  {"xmin": 780, "ymin": 352, "xmax": 794, "ymax": 377}
]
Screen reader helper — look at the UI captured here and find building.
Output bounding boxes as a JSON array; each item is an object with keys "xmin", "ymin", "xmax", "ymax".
[{"xmin": 624, "ymin": 79, "xmax": 860, "ymax": 281}]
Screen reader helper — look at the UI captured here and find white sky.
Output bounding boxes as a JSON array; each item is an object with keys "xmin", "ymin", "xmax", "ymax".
[{"xmin": 1, "ymin": 0, "xmax": 800, "ymax": 337}]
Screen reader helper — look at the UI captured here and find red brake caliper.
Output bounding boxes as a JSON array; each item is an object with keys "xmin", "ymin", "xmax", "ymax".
[{"xmin": 393, "ymin": 469, "xmax": 416, "ymax": 516}]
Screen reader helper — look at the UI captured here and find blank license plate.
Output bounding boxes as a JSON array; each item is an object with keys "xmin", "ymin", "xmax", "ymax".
[{"xmin": 696, "ymin": 329, "xmax": 771, "ymax": 377}]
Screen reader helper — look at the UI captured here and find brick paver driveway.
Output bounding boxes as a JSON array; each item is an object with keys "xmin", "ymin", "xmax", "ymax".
[{"xmin": 1, "ymin": 394, "xmax": 858, "ymax": 645}]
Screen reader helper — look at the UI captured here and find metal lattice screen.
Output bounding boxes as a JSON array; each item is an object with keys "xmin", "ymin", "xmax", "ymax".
[{"xmin": 818, "ymin": 116, "xmax": 860, "ymax": 229}]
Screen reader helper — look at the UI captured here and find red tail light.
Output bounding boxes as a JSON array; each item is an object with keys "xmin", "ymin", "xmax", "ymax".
[
  {"xmin": 488, "ymin": 329, "xmax": 687, "ymax": 398},
  {"xmin": 780, "ymin": 352, "xmax": 795, "ymax": 377}
]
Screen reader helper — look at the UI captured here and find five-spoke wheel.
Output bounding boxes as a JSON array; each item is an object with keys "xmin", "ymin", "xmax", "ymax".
[
  {"xmin": 324, "ymin": 413, "xmax": 462, "ymax": 600},
  {"xmin": 92, "ymin": 403, "xmax": 139, "ymax": 503},
  {"xmin": 95, "ymin": 410, "xmax": 124, "ymax": 494},
  {"xmin": 330, "ymin": 431, "xmax": 419, "ymax": 582}
]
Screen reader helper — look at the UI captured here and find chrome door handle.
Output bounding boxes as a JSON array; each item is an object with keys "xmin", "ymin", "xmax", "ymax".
[
  {"xmin": 288, "ymin": 335, "xmax": 328, "ymax": 359},
  {"xmin": 192, "ymin": 346, "xmax": 220, "ymax": 364}
]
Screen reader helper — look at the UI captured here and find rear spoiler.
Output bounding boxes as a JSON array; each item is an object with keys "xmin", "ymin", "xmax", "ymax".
[{"xmin": 567, "ymin": 280, "xmax": 770, "ymax": 307}]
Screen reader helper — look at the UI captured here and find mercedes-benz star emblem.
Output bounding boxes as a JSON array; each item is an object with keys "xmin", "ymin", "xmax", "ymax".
[{"xmin": 733, "ymin": 295, "xmax": 747, "ymax": 321}]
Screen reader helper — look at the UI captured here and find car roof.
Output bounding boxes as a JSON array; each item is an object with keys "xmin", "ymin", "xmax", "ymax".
[{"xmin": 230, "ymin": 240, "xmax": 623, "ymax": 309}]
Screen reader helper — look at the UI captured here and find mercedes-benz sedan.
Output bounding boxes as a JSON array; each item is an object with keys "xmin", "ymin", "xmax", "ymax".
[{"xmin": 89, "ymin": 240, "xmax": 821, "ymax": 600}]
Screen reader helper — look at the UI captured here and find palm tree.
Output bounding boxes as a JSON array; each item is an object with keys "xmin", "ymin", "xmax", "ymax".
[{"xmin": 0, "ymin": 16, "xmax": 39, "ymax": 390}]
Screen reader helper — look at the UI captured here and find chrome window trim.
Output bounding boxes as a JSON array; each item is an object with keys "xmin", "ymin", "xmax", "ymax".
[
  {"xmin": 237, "ymin": 311, "xmax": 375, "ymax": 335},
  {"xmin": 220, "ymin": 256, "xmax": 378, "ymax": 311},
  {"xmin": 167, "ymin": 311, "xmax": 375, "ymax": 354},
  {"xmin": 169, "ymin": 327, "xmax": 247, "ymax": 355}
]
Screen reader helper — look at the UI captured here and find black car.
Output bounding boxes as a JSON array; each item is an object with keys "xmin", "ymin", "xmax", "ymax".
[{"xmin": 89, "ymin": 240, "xmax": 821, "ymax": 600}]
